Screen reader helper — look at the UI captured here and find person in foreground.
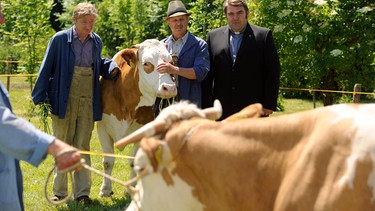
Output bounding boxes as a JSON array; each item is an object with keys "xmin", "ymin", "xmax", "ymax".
[
  {"xmin": 31, "ymin": 2, "xmax": 119, "ymax": 204},
  {"xmin": 154, "ymin": 0, "xmax": 210, "ymax": 115},
  {"xmin": 202, "ymin": 0, "xmax": 280, "ymax": 119},
  {"xmin": 0, "ymin": 81, "xmax": 83, "ymax": 211}
]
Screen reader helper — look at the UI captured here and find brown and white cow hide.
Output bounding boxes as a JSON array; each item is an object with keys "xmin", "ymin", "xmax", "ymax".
[
  {"xmin": 97, "ymin": 39, "xmax": 177, "ymax": 197},
  {"xmin": 126, "ymin": 102, "xmax": 375, "ymax": 211}
]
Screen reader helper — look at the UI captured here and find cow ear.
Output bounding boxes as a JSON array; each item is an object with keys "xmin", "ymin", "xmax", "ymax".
[
  {"xmin": 118, "ymin": 49, "xmax": 137, "ymax": 69},
  {"xmin": 140, "ymin": 138, "xmax": 163, "ymax": 171}
]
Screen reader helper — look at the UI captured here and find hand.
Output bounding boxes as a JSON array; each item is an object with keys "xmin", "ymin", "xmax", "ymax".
[
  {"xmin": 55, "ymin": 149, "xmax": 83, "ymax": 172},
  {"xmin": 111, "ymin": 67, "xmax": 120, "ymax": 80},
  {"xmin": 47, "ymin": 139, "xmax": 83, "ymax": 172},
  {"xmin": 156, "ymin": 60, "xmax": 177, "ymax": 74}
]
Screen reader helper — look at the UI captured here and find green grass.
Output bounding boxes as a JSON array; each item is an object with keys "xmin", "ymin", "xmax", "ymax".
[
  {"xmin": 1, "ymin": 76, "xmax": 364, "ymax": 211},
  {"xmin": 274, "ymin": 98, "xmax": 323, "ymax": 116}
]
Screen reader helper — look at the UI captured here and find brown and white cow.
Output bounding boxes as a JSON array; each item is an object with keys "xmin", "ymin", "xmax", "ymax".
[
  {"xmin": 97, "ymin": 39, "xmax": 177, "ymax": 197},
  {"xmin": 117, "ymin": 101, "xmax": 375, "ymax": 211}
]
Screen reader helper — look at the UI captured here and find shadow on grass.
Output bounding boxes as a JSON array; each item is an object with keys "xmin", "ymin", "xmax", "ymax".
[{"xmin": 56, "ymin": 197, "xmax": 131, "ymax": 211}]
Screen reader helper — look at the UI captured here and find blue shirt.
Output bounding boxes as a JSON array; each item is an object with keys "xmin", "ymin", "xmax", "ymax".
[
  {"xmin": 72, "ymin": 27, "xmax": 94, "ymax": 67},
  {"xmin": 0, "ymin": 82, "xmax": 56, "ymax": 211},
  {"xmin": 229, "ymin": 30, "xmax": 244, "ymax": 63}
]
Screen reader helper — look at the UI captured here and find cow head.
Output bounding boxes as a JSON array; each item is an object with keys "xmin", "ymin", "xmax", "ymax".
[
  {"xmin": 122, "ymin": 100, "xmax": 222, "ymax": 211},
  {"xmin": 121, "ymin": 101, "xmax": 264, "ymax": 211},
  {"xmin": 135, "ymin": 39, "xmax": 177, "ymax": 101}
]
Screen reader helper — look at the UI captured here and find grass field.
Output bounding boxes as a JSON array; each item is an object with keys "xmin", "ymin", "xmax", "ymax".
[{"xmin": 2, "ymin": 76, "xmax": 372, "ymax": 211}]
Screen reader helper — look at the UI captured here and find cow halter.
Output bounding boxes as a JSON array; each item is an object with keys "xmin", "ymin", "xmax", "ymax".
[{"xmin": 181, "ymin": 122, "xmax": 205, "ymax": 144}]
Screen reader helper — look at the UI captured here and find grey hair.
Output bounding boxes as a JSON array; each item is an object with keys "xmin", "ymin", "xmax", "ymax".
[{"xmin": 72, "ymin": 2, "xmax": 98, "ymax": 20}]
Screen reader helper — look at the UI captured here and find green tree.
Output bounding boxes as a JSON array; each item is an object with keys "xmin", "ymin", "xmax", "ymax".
[
  {"xmin": 189, "ymin": 0, "xmax": 226, "ymax": 39},
  {"xmin": 250, "ymin": 0, "xmax": 375, "ymax": 105},
  {"xmin": 0, "ymin": 0, "xmax": 55, "ymax": 91},
  {"xmin": 95, "ymin": 0, "xmax": 133, "ymax": 57},
  {"xmin": 50, "ymin": 0, "xmax": 64, "ymax": 32}
]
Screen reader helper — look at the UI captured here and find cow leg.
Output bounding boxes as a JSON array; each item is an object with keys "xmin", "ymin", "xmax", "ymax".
[{"xmin": 97, "ymin": 124, "xmax": 115, "ymax": 198}]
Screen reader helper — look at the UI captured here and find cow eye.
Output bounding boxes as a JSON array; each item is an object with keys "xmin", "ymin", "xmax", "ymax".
[{"xmin": 143, "ymin": 62, "xmax": 155, "ymax": 74}]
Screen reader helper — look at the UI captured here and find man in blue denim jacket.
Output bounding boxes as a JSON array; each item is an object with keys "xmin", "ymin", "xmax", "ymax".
[
  {"xmin": 155, "ymin": 1, "xmax": 209, "ymax": 114},
  {"xmin": 31, "ymin": 2, "xmax": 119, "ymax": 204},
  {"xmin": 0, "ymin": 82, "xmax": 82, "ymax": 211}
]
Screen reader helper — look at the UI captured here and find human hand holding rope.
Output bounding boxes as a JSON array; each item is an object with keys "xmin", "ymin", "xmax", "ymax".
[
  {"xmin": 47, "ymin": 140, "xmax": 83, "ymax": 172},
  {"xmin": 45, "ymin": 149, "xmax": 142, "ymax": 205}
]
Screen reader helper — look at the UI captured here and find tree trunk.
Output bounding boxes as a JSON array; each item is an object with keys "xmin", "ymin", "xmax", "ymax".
[{"xmin": 321, "ymin": 68, "xmax": 337, "ymax": 106}]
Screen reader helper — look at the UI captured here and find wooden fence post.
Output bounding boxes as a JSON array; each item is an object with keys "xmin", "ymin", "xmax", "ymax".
[
  {"xmin": 312, "ymin": 91, "xmax": 316, "ymax": 108},
  {"xmin": 353, "ymin": 83, "xmax": 361, "ymax": 103}
]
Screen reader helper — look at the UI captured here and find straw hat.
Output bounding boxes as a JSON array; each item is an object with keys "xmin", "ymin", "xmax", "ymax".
[{"xmin": 164, "ymin": 1, "xmax": 190, "ymax": 20}]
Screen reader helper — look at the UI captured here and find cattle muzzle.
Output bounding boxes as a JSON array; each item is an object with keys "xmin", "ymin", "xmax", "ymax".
[
  {"xmin": 158, "ymin": 82, "xmax": 177, "ymax": 99},
  {"xmin": 115, "ymin": 100, "xmax": 222, "ymax": 149}
]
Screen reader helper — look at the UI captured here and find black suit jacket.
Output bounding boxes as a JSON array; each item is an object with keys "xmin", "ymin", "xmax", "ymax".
[{"xmin": 202, "ymin": 23, "xmax": 281, "ymax": 119}]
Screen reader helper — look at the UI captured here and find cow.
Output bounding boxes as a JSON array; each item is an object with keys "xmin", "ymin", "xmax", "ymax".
[
  {"xmin": 116, "ymin": 100, "xmax": 375, "ymax": 211},
  {"xmin": 97, "ymin": 39, "xmax": 177, "ymax": 197}
]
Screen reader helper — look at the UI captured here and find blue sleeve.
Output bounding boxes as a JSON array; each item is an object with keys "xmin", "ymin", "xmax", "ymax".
[
  {"xmin": 0, "ymin": 102, "xmax": 55, "ymax": 167},
  {"xmin": 32, "ymin": 36, "xmax": 57, "ymax": 105},
  {"xmin": 100, "ymin": 58, "xmax": 119, "ymax": 80},
  {"xmin": 193, "ymin": 39, "xmax": 210, "ymax": 82}
]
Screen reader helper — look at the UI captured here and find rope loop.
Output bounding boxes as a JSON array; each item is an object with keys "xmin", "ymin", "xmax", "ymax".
[
  {"xmin": 45, "ymin": 158, "xmax": 147, "ymax": 205},
  {"xmin": 44, "ymin": 166, "xmax": 75, "ymax": 205}
]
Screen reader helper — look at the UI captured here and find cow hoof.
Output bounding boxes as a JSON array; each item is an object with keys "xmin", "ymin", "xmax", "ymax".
[{"xmin": 99, "ymin": 191, "xmax": 114, "ymax": 198}]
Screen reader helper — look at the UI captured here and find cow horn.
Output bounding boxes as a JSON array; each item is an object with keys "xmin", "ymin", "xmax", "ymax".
[
  {"xmin": 115, "ymin": 120, "xmax": 166, "ymax": 149},
  {"xmin": 115, "ymin": 100, "xmax": 222, "ymax": 149},
  {"xmin": 202, "ymin": 99, "xmax": 222, "ymax": 120}
]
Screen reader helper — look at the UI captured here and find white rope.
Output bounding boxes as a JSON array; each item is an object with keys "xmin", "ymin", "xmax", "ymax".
[
  {"xmin": 158, "ymin": 97, "xmax": 176, "ymax": 112},
  {"xmin": 44, "ymin": 166, "xmax": 75, "ymax": 205}
]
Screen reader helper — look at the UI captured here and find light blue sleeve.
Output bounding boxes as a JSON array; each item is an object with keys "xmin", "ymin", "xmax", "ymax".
[{"xmin": 0, "ymin": 94, "xmax": 55, "ymax": 167}]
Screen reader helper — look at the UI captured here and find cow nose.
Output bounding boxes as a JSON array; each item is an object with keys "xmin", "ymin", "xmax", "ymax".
[
  {"xmin": 158, "ymin": 83, "xmax": 177, "ymax": 98},
  {"xmin": 162, "ymin": 83, "xmax": 176, "ymax": 92}
]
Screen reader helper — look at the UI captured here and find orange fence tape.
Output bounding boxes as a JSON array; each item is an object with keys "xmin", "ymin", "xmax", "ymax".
[
  {"xmin": 0, "ymin": 74, "xmax": 37, "ymax": 77},
  {"xmin": 0, "ymin": 74, "xmax": 374, "ymax": 96},
  {"xmin": 280, "ymin": 87, "xmax": 375, "ymax": 96},
  {"xmin": 0, "ymin": 60, "xmax": 41, "ymax": 64}
]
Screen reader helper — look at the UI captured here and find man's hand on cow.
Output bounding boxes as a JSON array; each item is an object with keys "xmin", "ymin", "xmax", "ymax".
[
  {"xmin": 157, "ymin": 60, "xmax": 177, "ymax": 75},
  {"xmin": 111, "ymin": 67, "xmax": 121, "ymax": 80}
]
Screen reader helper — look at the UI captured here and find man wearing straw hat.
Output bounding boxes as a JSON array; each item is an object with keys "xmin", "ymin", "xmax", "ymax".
[{"xmin": 155, "ymin": 0, "xmax": 210, "ymax": 115}]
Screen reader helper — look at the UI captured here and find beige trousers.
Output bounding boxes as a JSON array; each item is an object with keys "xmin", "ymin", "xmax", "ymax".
[{"xmin": 51, "ymin": 66, "xmax": 94, "ymax": 199}]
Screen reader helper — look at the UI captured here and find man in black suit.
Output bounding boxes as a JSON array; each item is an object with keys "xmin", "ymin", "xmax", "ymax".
[{"xmin": 202, "ymin": 0, "xmax": 280, "ymax": 119}]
